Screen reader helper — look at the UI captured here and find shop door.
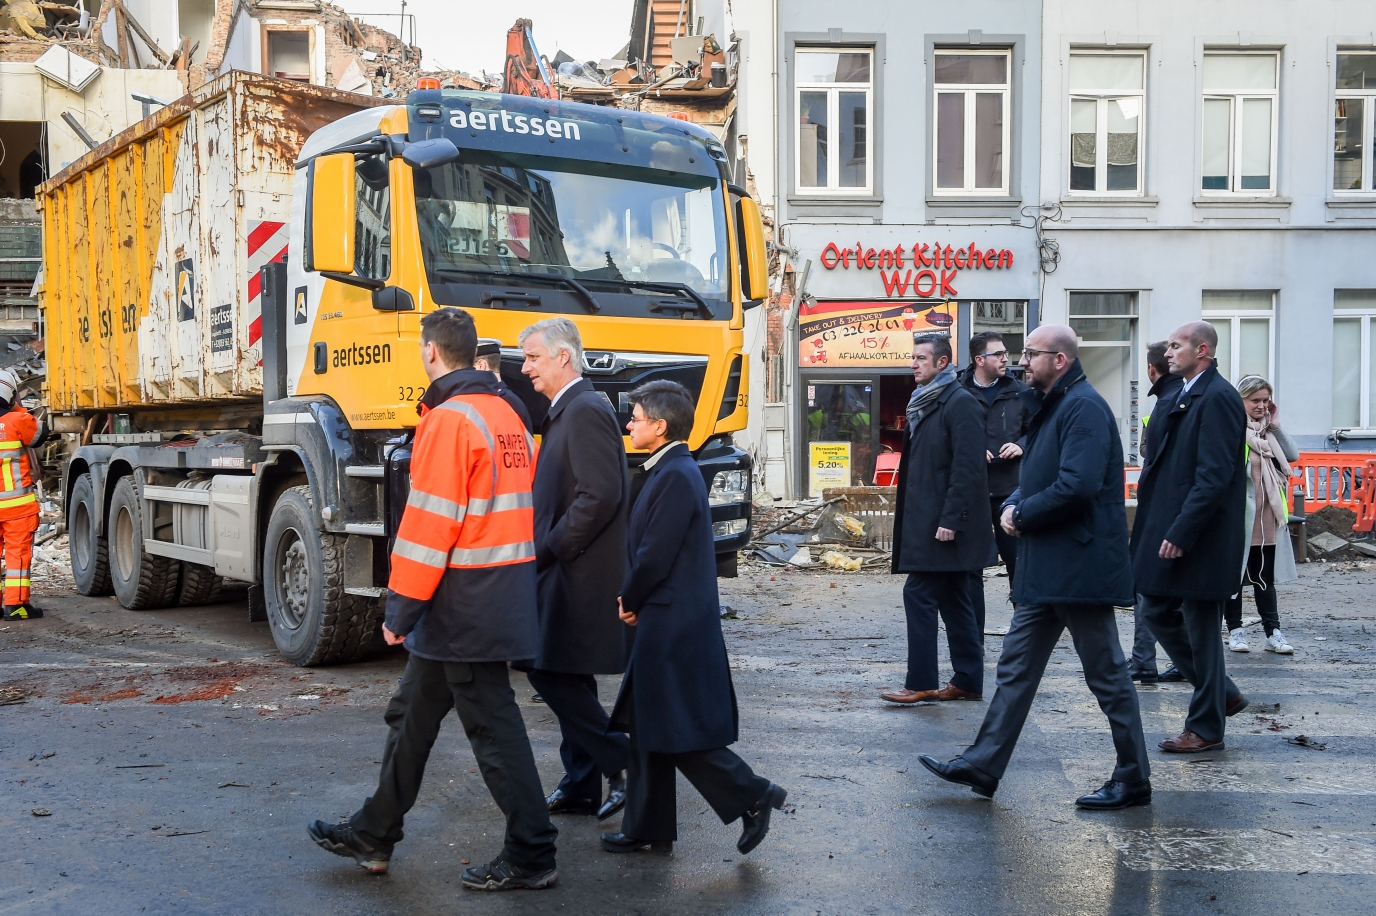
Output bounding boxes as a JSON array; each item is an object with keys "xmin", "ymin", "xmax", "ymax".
[{"xmin": 802, "ymin": 378, "xmax": 878, "ymax": 496}]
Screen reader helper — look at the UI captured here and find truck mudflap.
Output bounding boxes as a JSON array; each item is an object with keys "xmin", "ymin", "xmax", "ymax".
[{"xmin": 262, "ymin": 396, "xmax": 396, "ymax": 536}]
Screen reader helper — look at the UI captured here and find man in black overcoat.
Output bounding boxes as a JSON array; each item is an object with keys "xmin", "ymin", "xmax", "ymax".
[
  {"xmin": 599, "ymin": 381, "xmax": 786, "ymax": 857},
  {"xmin": 959, "ymin": 330, "xmax": 1031, "ymax": 635},
  {"xmin": 1132, "ymin": 321, "xmax": 1249, "ymax": 753},
  {"xmin": 882, "ymin": 333, "xmax": 996, "ymax": 704},
  {"xmin": 519, "ymin": 318, "xmax": 631, "ymax": 818},
  {"xmin": 919, "ymin": 325, "xmax": 1151, "ymax": 809}
]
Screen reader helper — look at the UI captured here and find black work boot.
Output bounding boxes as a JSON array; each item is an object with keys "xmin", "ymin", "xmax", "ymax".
[
  {"xmin": 308, "ymin": 820, "xmax": 392, "ymax": 874},
  {"xmin": 460, "ymin": 857, "xmax": 558, "ymax": 891},
  {"xmin": 3, "ymin": 604, "xmax": 41, "ymax": 620}
]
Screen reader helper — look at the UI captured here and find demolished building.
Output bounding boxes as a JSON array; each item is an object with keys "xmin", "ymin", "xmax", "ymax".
[{"xmin": 0, "ymin": 0, "xmax": 442, "ymax": 376}]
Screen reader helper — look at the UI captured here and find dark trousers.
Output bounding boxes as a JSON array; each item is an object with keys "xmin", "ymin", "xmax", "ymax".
[
  {"xmin": 969, "ymin": 495, "xmax": 1019, "ymax": 638},
  {"xmin": 1225, "ymin": 545, "xmax": 1280, "ymax": 635},
  {"xmin": 903, "ymin": 571, "xmax": 984, "ymax": 695},
  {"xmin": 1129, "ymin": 594, "xmax": 1161, "ymax": 677},
  {"xmin": 621, "ymin": 729, "xmax": 770, "ymax": 845},
  {"xmin": 1139, "ymin": 595, "xmax": 1243, "ymax": 744},
  {"xmin": 525, "ymin": 669, "xmax": 630, "ymax": 801},
  {"xmin": 352, "ymin": 656, "xmax": 557, "ymax": 871},
  {"xmin": 962, "ymin": 603, "xmax": 1150, "ymax": 784},
  {"xmin": 991, "ymin": 493, "xmax": 1019, "ymax": 593}
]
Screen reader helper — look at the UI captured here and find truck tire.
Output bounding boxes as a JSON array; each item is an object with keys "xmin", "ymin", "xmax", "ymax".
[
  {"xmin": 263, "ymin": 485, "xmax": 380, "ymax": 666},
  {"xmin": 69, "ymin": 472, "xmax": 113, "ymax": 596},
  {"xmin": 176, "ymin": 563, "xmax": 224, "ymax": 606},
  {"xmin": 108, "ymin": 475, "xmax": 181, "ymax": 610}
]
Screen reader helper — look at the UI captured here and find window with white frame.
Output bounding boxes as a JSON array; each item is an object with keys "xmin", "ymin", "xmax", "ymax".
[
  {"xmin": 1202, "ymin": 291, "xmax": 1275, "ymax": 385},
  {"xmin": 934, "ymin": 51, "xmax": 1010, "ymax": 195},
  {"xmin": 1201, "ymin": 52, "xmax": 1278, "ymax": 194},
  {"xmin": 1069, "ymin": 292, "xmax": 1138, "ymax": 457},
  {"xmin": 1334, "ymin": 53, "xmax": 1376, "ymax": 192},
  {"xmin": 1333, "ymin": 290, "xmax": 1376, "ymax": 430},
  {"xmin": 795, "ymin": 49, "xmax": 873, "ymax": 194},
  {"xmin": 1068, "ymin": 52, "xmax": 1144, "ymax": 194}
]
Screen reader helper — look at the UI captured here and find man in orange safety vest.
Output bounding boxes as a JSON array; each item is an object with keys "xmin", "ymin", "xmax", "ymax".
[
  {"xmin": 309, "ymin": 308, "xmax": 557, "ymax": 891},
  {"xmin": 0, "ymin": 368, "xmax": 45, "ymax": 621}
]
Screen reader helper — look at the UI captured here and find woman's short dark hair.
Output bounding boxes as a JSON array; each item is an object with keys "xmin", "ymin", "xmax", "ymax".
[
  {"xmin": 419, "ymin": 308, "xmax": 477, "ymax": 368},
  {"xmin": 628, "ymin": 380, "xmax": 696, "ymax": 441}
]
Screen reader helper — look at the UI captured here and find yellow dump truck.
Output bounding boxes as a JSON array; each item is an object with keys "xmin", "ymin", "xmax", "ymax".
[{"xmin": 39, "ymin": 72, "xmax": 767, "ymax": 665}]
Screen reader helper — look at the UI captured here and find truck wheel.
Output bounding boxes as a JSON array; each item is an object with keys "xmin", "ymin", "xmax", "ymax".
[
  {"xmin": 176, "ymin": 563, "xmax": 224, "ymax": 606},
  {"xmin": 69, "ymin": 472, "xmax": 112, "ymax": 596},
  {"xmin": 108, "ymin": 475, "xmax": 181, "ymax": 609},
  {"xmin": 263, "ymin": 485, "xmax": 380, "ymax": 666}
]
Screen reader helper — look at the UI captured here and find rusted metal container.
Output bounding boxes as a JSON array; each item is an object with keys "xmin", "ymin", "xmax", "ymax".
[{"xmin": 38, "ymin": 72, "xmax": 380, "ymax": 414}]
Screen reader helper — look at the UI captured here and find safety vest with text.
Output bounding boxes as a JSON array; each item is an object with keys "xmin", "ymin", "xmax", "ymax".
[
  {"xmin": 0, "ymin": 407, "xmax": 43, "ymax": 517},
  {"xmin": 388, "ymin": 393, "xmax": 538, "ymax": 603}
]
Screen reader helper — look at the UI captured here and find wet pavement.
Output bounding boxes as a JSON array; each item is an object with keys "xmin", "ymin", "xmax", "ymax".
[{"xmin": 2, "ymin": 556, "xmax": 1374, "ymax": 915}]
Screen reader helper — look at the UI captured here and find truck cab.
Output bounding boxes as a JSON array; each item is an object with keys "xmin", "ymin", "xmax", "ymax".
[{"xmin": 51, "ymin": 79, "xmax": 767, "ymax": 667}]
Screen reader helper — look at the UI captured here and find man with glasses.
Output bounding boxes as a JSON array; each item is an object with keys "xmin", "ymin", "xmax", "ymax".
[
  {"xmin": 959, "ymin": 332, "xmax": 1030, "ymax": 636},
  {"xmin": 920, "ymin": 325, "xmax": 1150, "ymax": 809}
]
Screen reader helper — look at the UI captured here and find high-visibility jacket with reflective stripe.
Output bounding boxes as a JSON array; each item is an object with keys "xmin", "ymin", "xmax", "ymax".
[
  {"xmin": 389, "ymin": 391, "xmax": 538, "ymax": 601},
  {"xmin": 0, "ymin": 408, "xmax": 42, "ymax": 517}
]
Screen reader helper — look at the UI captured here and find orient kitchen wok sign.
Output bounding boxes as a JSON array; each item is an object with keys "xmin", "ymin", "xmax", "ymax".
[
  {"xmin": 818, "ymin": 240, "xmax": 1014, "ymax": 298},
  {"xmin": 798, "ymin": 301, "xmax": 954, "ymax": 368}
]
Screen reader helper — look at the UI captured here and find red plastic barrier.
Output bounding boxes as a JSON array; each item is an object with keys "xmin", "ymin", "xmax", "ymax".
[{"xmin": 1289, "ymin": 452, "xmax": 1375, "ymax": 533}]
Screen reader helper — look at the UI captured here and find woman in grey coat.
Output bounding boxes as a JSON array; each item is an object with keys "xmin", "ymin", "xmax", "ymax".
[{"xmin": 1225, "ymin": 376, "xmax": 1298, "ymax": 655}]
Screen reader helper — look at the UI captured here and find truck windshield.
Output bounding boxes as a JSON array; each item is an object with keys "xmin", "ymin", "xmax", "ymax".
[{"xmin": 412, "ymin": 150, "xmax": 729, "ymax": 309}]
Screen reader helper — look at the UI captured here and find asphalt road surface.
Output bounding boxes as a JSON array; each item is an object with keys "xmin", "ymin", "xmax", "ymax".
[{"xmin": 2, "ymin": 554, "xmax": 1374, "ymax": 915}]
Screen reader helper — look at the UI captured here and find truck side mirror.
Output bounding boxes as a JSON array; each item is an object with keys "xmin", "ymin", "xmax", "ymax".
[
  {"xmin": 401, "ymin": 138, "xmax": 460, "ymax": 170},
  {"xmin": 736, "ymin": 195, "xmax": 768, "ymax": 306},
  {"xmin": 309, "ymin": 153, "xmax": 356, "ymax": 274},
  {"xmin": 372, "ymin": 286, "xmax": 415, "ymax": 311}
]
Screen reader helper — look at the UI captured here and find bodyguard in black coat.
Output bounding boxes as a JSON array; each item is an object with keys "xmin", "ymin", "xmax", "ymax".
[
  {"xmin": 883, "ymin": 334, "xmax": 996, "ymax": 705},
  {"xmin": 1132, "ymin": 322, "xmax": 1249, "ymax": 754},
  {"xmin": 519, "ymin": 319, "xmax": 631, "ymax": 819},
  {"xmin": 919, "ymin": 328, "xmax": 1151, "ymax": 810},
  {"xmin": 600, "ymin": 381, "xmax": 786, "ymax": 857},
  {"xmin": 959, "ymin": 332, "xmax": 1032, "ymax": 633}
]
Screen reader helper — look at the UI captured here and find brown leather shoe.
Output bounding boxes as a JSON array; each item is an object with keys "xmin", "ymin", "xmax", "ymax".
[
  {"xmin": 880, "ymin": 683, "xmax": 981, "ymax": 704},
  {"xmin": 1158, "ymin": 729, "xmax": 1224, "ymax": 753},
  {"xmin": 880, "ymin": 688, "xmax": 935, "ymax": 704},
  {"xmin": 933, "ymin": 683, "xmax": 982, "ymax": 701}
]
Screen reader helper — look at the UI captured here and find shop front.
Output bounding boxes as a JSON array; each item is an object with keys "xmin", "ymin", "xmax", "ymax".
[{"xmin": 794, "ymin": 230, "xmax": 1037, "ymax": 497}]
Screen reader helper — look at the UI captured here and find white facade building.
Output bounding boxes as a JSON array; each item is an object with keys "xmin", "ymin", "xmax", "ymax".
[{"xmin": 1039, "ymin": 0, "xmax": 1376, "ymax": 455}]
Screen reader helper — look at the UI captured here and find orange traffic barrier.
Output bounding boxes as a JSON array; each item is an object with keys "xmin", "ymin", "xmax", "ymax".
[{"xmin": 1289, "ymin": 452, "xmax": 1375, "ymax": 534}]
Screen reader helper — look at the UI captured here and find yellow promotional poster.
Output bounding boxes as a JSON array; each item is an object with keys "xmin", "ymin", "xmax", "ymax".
[
  {"xmin": 809, "ymin": 442, "xmax": 852, "ymax": 497},
  {"xmin": 798, "ymin": 301, "xmax": 954, "ymax": 367}
]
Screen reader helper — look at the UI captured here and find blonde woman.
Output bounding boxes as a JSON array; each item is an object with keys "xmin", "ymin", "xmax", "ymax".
[{"xmin": 1225, "ymin": 376, "xmax": 1297, "ymax": 655}]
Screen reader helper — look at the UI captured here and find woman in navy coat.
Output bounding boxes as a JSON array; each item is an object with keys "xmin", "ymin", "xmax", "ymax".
[{"xmin": 600, "ymin": 380, "xmax": 787, "ymax": 857}]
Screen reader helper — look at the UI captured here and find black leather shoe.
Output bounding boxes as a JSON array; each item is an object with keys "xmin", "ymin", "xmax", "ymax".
[
  {"xmin": 737, "ymin": 783, "xmax": 787, "ymax": 854},
  {"xmin": 1130, "ymin": 669, "xmax": 1159, "ymax": 683},
  {"xmin": 1075, "ymin": 779, "xmax": 1152, "ymax": 810},
  {"xmin": 599, "ymin": 832, "xmax": 672, "ymax": 855},
  {"xmin": 1157, "ymin": 666, "xmax": 1185, "ymax": 682},
  {"xmin": 598, "ymin": 770, "xmax": 627, "ymax": 821},
  {"xmin": 546, "ymin": 788, "xmax": 598, "ymax": 816},
  {"xmin": 918, "ymin": 755, "xmax": 999, "ymax": 798}
]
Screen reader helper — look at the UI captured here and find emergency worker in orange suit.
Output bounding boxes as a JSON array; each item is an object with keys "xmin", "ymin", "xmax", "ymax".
[
  {"xmin": 310, "ymin": 308, "xmax": 558, "ymax": 892},
  {"xmin": 0, "ymin": 368, "xmax": 46, "ymax": 621}
]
